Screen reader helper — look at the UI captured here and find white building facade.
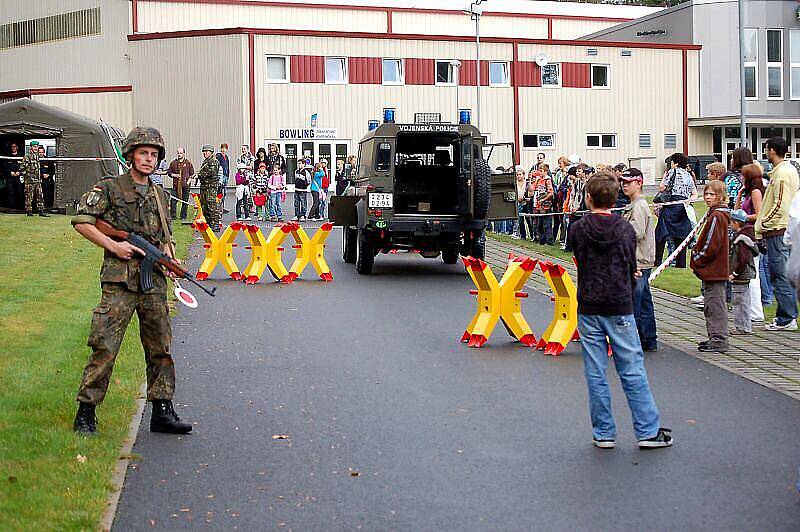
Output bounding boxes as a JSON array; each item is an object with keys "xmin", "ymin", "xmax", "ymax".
[{"xmin": 0, "ymin": 0, "xmax": 698, "ymax": 181}]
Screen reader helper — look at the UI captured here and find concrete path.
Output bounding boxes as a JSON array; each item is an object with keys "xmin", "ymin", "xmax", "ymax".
[
  {"xmin": 112, "ymin": 220, "xmax": 800, "ymax": 531},
  {"xmin": 484, "ymin": 237, "xmax": 800, "ymax": 401}
]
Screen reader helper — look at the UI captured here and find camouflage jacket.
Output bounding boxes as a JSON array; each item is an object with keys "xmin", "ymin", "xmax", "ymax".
[
  {"xmin": 72, "ymin": 170, "xmax": 172, "ymax": 294},
  {"xmin": 19, "ymin": 151, "xmax": 41, "ymax": 185},
  {"xmin": 196, "ymin": 155, "xmax": 220, "ymax": 188}
]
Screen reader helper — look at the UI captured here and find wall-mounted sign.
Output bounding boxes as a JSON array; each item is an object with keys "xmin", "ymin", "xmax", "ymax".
[
  {"xmin": 278, "ymin": 128, "xmax": 338, "ymax": 140},
  {"xmin": 398, "ymin": 124, "xmax": 459, "ymax": 133}
]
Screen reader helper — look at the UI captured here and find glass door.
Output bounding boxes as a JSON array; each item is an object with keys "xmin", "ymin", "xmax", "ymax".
[{"xmin": 284, "ymin": 143, "xmax": 298, "ymax": 185}]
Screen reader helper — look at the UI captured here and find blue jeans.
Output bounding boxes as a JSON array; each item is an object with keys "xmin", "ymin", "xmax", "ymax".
[
  {"xmin": 760, "ymin": 251, "xmax": 774, "ymax": 305},
  {"xmin": 268, "ymin": 192, "xmax": 283, "ymax": 219},
  {"xmin": 766, "ymin": 235, "xmax": 798, "ymax": 324},
  {"xmin": 633, "ymin": 269, "xmax": 658, "ymax": 348},
  {"xmin": 578, "ymin": 314, "xmax": 661, "ymax": 441},
  {"xmin": 294, "ymin": 191, "xmax": 307, "ymax": 218}
]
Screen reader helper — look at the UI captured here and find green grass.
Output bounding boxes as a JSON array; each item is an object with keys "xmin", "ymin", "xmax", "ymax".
[{"xmin": 0, "ymin": 214, "xmax": 191, "ymax": 531}]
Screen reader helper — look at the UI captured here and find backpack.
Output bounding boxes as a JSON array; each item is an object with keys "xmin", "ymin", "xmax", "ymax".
[{"xmin": 321, "ymin": 170, "xmax": 330, "ymax": 190}]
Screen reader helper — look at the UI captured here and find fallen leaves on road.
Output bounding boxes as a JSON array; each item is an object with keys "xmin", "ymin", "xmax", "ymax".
[
  {"xmin": 272, "ymin": 434, "xmax": 290, "ymax": 440},
  {"xmin": 76, "ymin": 454, "xmax": 87, "ymax": 464}
]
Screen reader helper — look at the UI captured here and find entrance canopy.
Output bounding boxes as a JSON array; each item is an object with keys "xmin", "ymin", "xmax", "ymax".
[{"xmin": 0, "ymin": 98, "xmax": 123, "ymax": 209}]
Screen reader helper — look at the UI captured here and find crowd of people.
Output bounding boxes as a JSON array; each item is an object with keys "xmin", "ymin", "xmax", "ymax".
[
  {"xmin": 153, "ymin": 142, "xmax": 357, "ymax": 225},
  {"xmin": 0, "ymin": 140, "xmax": 56, "ymax": 214},
  {"xmin": 494, "ymin": 140, "xmax": 800, "ymax": 357}
]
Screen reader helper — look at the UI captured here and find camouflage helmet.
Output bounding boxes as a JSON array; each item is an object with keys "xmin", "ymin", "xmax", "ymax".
[{"xmin": 121, "ymin": 126, "xmax": 166, "ymax": 161}]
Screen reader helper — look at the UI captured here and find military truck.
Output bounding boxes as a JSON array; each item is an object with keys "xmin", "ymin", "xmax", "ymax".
[{"xmin": 330, "ymin": 122, "xmax": 518, "ymax": 274}]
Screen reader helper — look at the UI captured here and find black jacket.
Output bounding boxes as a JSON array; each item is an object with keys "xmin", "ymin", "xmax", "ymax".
[{"xmin": 567, "ymin": 213, "xmax": 638, "ymax": 316}]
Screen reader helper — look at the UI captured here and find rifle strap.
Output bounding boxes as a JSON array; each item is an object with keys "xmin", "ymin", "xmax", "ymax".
[{"xmin": 151, "ymin": 181, "xmax": 177, "ymax": 257}]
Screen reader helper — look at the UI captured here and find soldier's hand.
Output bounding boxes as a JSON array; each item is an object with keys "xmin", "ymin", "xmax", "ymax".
[{"xmin": 113, "ymin": 241, "xmax": 145, "ymax": 261}]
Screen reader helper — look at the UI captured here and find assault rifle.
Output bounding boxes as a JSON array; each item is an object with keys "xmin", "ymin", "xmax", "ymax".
[{"xmin": 95, "ymin": 219, "xmax": 216, "ymax": 297}]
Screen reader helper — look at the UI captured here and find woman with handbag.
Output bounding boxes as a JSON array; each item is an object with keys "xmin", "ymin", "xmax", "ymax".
[{"xmin": 654, "ymin": 152, "xmax": 694, "ymax": 268}]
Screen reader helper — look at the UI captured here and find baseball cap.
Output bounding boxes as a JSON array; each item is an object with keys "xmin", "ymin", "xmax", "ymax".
[
  {"xmin": 620, "ymin": 168, "xmax": 644, "ymax": 182},
  {"xmin": 730, "ymin": 209, "xmax": 749, "ymax": 223}
]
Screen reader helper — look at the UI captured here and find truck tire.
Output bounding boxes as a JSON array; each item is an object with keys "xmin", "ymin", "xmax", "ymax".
[
  {"xmin": 342, "ymin": 227, "xmax": 357, "ymax": 263},
  {"xmin": 473, "ymin": 159, "xmax": 491, "ymax": 220},
  {"xmin": 470, "ymin": 231, "xmax": 486, "ymax": 260},
  {"xmin": 442, "ymin": 247, "xmax": 460, "ymax": 264},
  {"xmin": 355, "ymin": 229, "xmax": 375, "ymax": 275}
]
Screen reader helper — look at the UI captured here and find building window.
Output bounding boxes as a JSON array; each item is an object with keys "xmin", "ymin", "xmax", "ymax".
[
  {"xmin": 791, "ymin": 30, "xmax": 800, "ymax": 100},
  {"xmin": 744, "ymin": 28, "xmax": 758, "ymax": 100},
  {"xmin": 382, "ymin": 58, "xmax": 403, "ymax": 85},
  {"xmin": 767, "ymin": 29, "xmax": 783, "ymax": 100},
  {"xmin": 591, "ymin": 64, "xmax": 610, "ymax": 88},
  {"xmin": 488, "ymin": 61, "xmax": 510, "ymax": 87},
  {"xmin": 639, "ymin": 134, "xmax": 651, "ymax": 149},
  {"xmin": 265, "ymin": 56, "xmax": 289, "ymax": 83},
  {"xmin": 586, "ymin": 134, "xmax": 616, "ymax": 149},
  {"xmin": 325, "ymin": 57, "xmax": 348, "ymax": 84},
  {"xmin": 522, "ymin": 134, "xmax": 555, "ymax": 150},
  {"xmin": 435, "ymin": 60, "xmax": 456, "ymax": 85},
  {"xmin": 541, "ymin": 63, "xmax": 561, "ymax": 87},
  {"xmin": 664, "ymin": 134, "xmax": 677, "ymax": 149}
]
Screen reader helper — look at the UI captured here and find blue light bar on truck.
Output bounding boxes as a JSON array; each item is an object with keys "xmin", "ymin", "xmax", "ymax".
[
  {"xmin": 383, "ymin": 108, "xmax": 396, "ymax": 123},
  {"xmin": 368, "ymin": 120, "xmax": 380, "ymax": 131},
  {"xmin": 459, "ymin": 109, "xmax": 471, "ymax": 125}
]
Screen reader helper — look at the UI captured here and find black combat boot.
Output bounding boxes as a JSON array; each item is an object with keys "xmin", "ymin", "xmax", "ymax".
[
  {"xmin": 26, "ymin": 212, "xmax": 33, "ymax": 217},
  {"xmin": 73, "ymin": 402, "xmax": 97, "ymax": 435},
  {"xmin": 150, "ymin": 400, "xmax": 192, "ymax": 434}
]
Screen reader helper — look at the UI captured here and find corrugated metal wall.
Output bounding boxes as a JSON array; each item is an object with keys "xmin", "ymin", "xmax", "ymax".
[
  {"xmin": 129, "ymin": 34, "xmax": 247, "ymax": 170},
  {"xmin": 391, "ymin": 11, "xmax": 548, "ymax": 39},
  {"xmin": 254, "ymin": 35, "xmax": 516, "ymax": 150},
  {"xmin": 0, "ymin": 0, "xmax": 129, "ymax": 92},
  {"xmin": 517, "ymin": 43, "xmax": 686, "ymax": 171},
  {"xmin": 551, "ymin": 18, "xmax": 620, "ymax": 40},
  {"xmin": 349, "ymin": 57, "xmax": 382, "ymax": 85},
  {"xmin": 32, "ymin": 92, "xmax": 133, "ymax": 131},
  {"xmin": 136, "ymin": 1, "xmax": 387, "ymax": 33}
]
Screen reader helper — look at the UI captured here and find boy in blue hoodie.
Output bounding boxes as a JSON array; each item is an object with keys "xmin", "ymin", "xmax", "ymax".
[{"xmin": 567, "ymin": 171, "xmax": 672, "ymax": 450}]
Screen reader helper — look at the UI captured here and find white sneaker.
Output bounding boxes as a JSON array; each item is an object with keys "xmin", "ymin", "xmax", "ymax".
[
  {"xmin": 689, "ymin": 295, "xmax": 704, "ymax": 304},
  {"xmin": 765, "ymin": 318, "xmax": 798, "ymax": 331}
]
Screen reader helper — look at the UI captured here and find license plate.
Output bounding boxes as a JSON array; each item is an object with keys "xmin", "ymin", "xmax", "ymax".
[{"xmin": 369, "ymin": 193, "xmax": 393, "ymax": 208}]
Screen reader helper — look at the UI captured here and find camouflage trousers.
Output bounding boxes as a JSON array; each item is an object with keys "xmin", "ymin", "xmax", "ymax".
[
  {"xmin": 77, "ymin": 282, "xmax": 175, "ymax": 405},
  {"xmin": 200, "ymin": 185, "xmax": 220, "ymax": 228},
  {"xmin": 24, "ymin": 182, "xmax": 44, "ymax": 213}
]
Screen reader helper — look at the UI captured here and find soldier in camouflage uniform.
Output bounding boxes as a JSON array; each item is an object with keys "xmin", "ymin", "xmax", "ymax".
[
  {"xmin": 71, "ymin": 126, "xmax": 191, "ymax": 435},
  {"xmin": 20, "ymin": 140, "xmax": 48, "ymax": 217},
  {"xmin": 197, "ymin": 144, "xmax": 221, "ymax": 230}
]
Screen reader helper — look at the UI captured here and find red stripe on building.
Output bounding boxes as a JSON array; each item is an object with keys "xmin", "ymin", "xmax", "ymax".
[
  {"xmin": 512, "ymin": 43, "xmax": 520, "ymax": 165},
  {"xmin": 562, "ymin": 63, "xmax": 590, "ymax": 88},
  {"xmin": 128, "ymin": 27, "xmax": 703, "ymax": 51},
  {"xmin": 290, "ymin": 55, "xmax": 324, "ymax": 83},
  {"xmin": 513, "ymin": 62, "xmax": 541, "ymax": 88},
  {"xmin": 349, "ymin": 57, "xmax": 382, "ymax": 84},
  {"xmin": 405, "ymin": 58, "xmax": 434, "ymax": 85},
  {"xmin": 0, "ymin": 85, "xmax": 133, "ymax": 98},
  {"xmin": 682, "ymin": 49, "xmax": 688, "ymax": 154},
  {"xmin": 459, "ymin": 60, "xmax": 491, "ymax": 86},
  {"xmin": 248, "ymin": 32, "xmax": 256, "ymax": 151}
]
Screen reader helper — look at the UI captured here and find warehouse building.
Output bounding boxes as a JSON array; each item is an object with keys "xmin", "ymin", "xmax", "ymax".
[
  {"xmin": 0, "ymin": 0, "xmax": 698, "ymax": 186},
  {"xmin": 586, "ymin": 0, "xmax": 800, "ymax": 163}
]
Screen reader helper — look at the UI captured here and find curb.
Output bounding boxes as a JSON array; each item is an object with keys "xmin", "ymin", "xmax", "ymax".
[{"xmin": 99, "ymin": 381, "xmax": 147, "ymax": 532}]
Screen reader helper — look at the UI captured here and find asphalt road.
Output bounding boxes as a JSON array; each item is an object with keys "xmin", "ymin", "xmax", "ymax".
[{"xmin": 113, "ymin": 215, "xmax": 800, "ymax": 531}]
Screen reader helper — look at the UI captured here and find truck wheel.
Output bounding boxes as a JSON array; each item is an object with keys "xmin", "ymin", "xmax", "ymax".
[
  {"xmin": 470, "ymin": 232, "xmax": 486, "ymax": 260},
  {"xmin": 442, "ymin": 247, "xmax": 459, "ymax": 264},
  {"xmin": 356, "ymin": 230, "xmax": 375, "ymax": 275},
  {"xmin": 342, "ymin": 227, "xmax": 357, "ymax": 263},
  {"xmin": 473, "ymin": 159, "xmax": 491, "ymax": 220}
]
